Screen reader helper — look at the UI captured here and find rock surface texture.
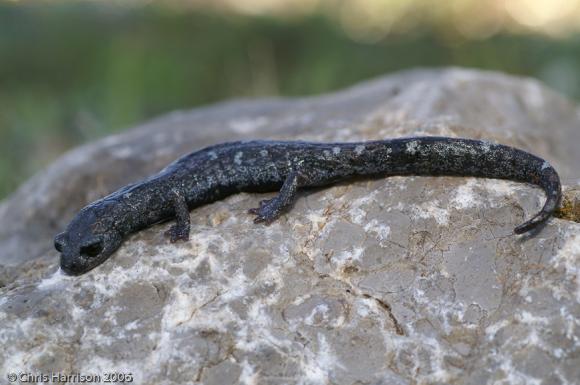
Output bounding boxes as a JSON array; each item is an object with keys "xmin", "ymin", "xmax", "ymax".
[{"xmin": 1, "ymin": 68, "xmax": 579, "ymax": 385}]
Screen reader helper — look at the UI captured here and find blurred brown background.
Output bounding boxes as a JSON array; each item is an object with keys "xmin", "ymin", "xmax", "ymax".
[{"xmin": 1, "ymin": 0, "xmax": 579, "ymax": 198}]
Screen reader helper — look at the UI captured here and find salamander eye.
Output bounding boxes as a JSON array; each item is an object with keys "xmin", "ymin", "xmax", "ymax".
[
  {"xmin": 54, "ymin": 233, "xmax": 66, "ymax": 253},
  {"xmin": 80, "ymin": 238, "xmax": 103, "ymax": 258}
]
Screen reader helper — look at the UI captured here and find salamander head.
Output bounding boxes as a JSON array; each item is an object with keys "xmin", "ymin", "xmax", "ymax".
[{"xmin": 54, "ymin": 206, "xmax": 122, "ymax": 275}]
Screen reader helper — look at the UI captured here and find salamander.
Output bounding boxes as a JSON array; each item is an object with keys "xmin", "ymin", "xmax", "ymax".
[{"xmin": 54, "ymin": 137, "xmax": 562, "ymax": 275}]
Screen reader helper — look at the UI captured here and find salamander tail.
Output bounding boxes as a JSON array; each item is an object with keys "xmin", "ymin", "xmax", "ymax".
[{"xmin": 514, "ymin": 162, "xmax": 561, "ymax": 234}]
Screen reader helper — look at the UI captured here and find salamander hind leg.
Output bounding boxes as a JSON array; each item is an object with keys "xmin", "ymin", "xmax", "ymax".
[
  {"xmin": 165, "ymin": 190, "xmax": 191, "ymax": 242},
  {"xmin": 249, "ymin": 169, "xmax": 303, "ymax": 224}
]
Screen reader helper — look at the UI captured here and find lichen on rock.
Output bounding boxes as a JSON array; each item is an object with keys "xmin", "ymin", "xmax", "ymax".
[{"xmin": 556, "ymin": 186, "xmax": 580, "ymax": 223}]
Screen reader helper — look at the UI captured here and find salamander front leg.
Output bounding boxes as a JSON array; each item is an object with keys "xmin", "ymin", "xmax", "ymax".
[
  {"xmin": 249, "ymin": 169, "xmax": 303, "ymax": 224},
  {"xmin": 165, "ymin": 190, "xmax": 191, "ymax": 242}
]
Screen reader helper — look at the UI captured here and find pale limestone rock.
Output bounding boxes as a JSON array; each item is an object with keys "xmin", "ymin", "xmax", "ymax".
[{"xmin": 0, "ymin": 68, "xmax": 579, "ymax": 384}]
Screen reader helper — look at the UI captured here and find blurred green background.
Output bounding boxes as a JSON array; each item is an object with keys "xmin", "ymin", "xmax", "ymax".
[{"xmin": 1, "ymin": 0, "xmax": 580, "ymax": 199}]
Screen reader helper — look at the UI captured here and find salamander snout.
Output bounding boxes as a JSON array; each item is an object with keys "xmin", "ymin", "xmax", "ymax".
[
  {"xmin": 54, "ymin": 206, "xmax": 123, "ymax": 275},
  {"xmin": 54, "ymin": 232, "xmax": 80, "ymax": 275},
  {"xmin": 55, "ymin": 231, "xmax": 101, "ymax": 275},
  {"xmin": 59, "ymin": 255, "xmax": 86, "ymax": 276},
  {"xmin": 55, "ymin": 230, "xmax": 121, "ymax": 275}
]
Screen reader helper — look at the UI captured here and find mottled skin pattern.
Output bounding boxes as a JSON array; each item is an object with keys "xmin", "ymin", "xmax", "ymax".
[{"xmin": 55, "ymin": 137, "xmax": 561, "ymax": 275}]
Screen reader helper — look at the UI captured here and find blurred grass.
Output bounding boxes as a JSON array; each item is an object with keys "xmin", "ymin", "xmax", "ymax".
[{"xmin": 1, "ymin": 2, "xmax": 580, "ymax": 199}]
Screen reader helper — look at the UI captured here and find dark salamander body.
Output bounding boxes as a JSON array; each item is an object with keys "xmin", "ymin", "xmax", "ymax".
[{"xmin": 55, "ymin": 137, "xmax": 561, "ymax": 275}]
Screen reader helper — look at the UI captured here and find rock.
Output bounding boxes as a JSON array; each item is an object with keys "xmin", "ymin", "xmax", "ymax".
[
  {"xmin": 0, "ymin": 68, "xmax": 579, "ymax": 384},
  {"xmin": 556, "ymin": 186, "xmax": 580, "ymax": 223}
]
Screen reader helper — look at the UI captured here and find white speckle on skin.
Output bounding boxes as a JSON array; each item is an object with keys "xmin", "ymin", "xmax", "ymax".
[
  {"xmin": 234, "ymin": 151, "xmax": 244, "ymax": 165},
  {"xmin": 406, "ymin": 140, "xmax": 419, "ymax": 154},
  {"xmin": 323, "ymin": 150, "xmax": 331, "ymax": 157},
  {"xmin": 481, "ymin": 141, "xmax": 492, "ymax": 153},
  {"xmin": 260, "ymin": 149, "xmax": 268, "ymax": 157},
  {"xmin": 208, "ymin": 151, "xmax": 218, "ymax": 160},
  {"xmin": 332, "ymin": 147, "xmax": 341, "ymax": 155},
  {"xmin": 354, "ymin": 145, "xmax": 365, "ymax": 155},
  {"xmin": 541, "ymin": 161, "xmax": 550, "ymax": 170}
]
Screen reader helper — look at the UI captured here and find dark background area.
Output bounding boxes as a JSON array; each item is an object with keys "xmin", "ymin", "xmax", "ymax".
[{"xmin": 1, "ymin": 1, "xmax": 579, "ymax": 198}]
